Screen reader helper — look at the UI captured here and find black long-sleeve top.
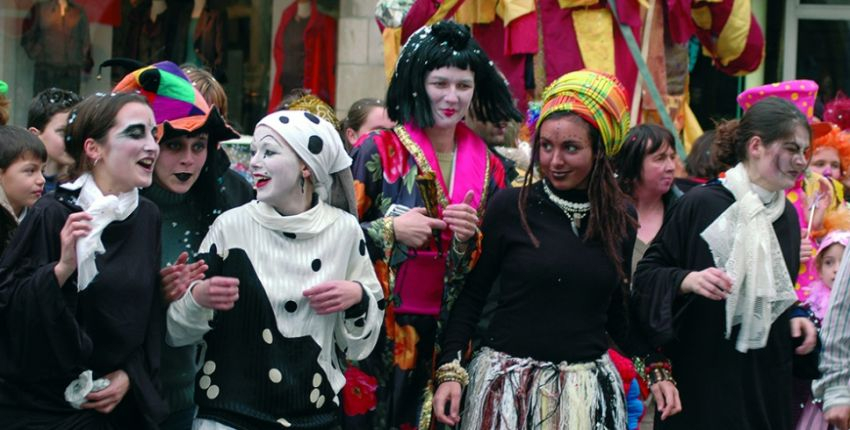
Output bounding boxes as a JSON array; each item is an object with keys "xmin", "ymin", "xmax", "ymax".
[
  {"xmin": 0, "ymin": 188, "xmax": 166, "ymax": 429},
  {"xmin": 632, "ymin": 183, "xmax": 817, "ymax": 430},
  {"xmin": 439, "ymin": 182, "xmax": 654, "ymax": 365}
]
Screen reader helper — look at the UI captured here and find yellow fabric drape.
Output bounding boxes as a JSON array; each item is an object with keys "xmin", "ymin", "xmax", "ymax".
[
  {"xmin": 557, "ymin": 0, "xmax": 598, "ymax": 8},
  {"xmin": 496, "ymin": 0, "xmax": 535, "ymax": 26},
  {"xmin": 683, "ymin": 103, "xmax": 703, "ymax": 153},
  {"xmin": 455, "ymin": 0, "xmax": 496, "ymax": 24},
  {"xmin": 455, "ymin": 0, "xmax": 534, "ymax": 27},
  {"xmin": 383, "ymin": 27, "xmax": 403, "ymax": 81},
  {"xmin": 714, "ymin": 0, "xmax": 751, "ymax": 66},
  {"xmin": 572, "ymin": 8, "xmax": 616, "ymax": 75}
]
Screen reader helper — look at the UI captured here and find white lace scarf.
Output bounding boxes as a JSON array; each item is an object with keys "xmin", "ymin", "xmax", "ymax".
[
  {"xmin": 700, "ymin": 163, "xmax": 798, "ymax": 352},
  {"xmin": 60, "ymin": 174, "xmax": 139, "ymax": 291}
]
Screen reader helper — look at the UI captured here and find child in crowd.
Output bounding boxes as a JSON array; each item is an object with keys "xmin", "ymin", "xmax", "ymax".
[
  {"xmin": 26, "ymin": 88, "xmax": 81, "ymax": 192},
  {"xmin": 0, "ymin": 125, "xmax": 46, "ymax": 253},
  {"xmin": 797, "ymin": 218, "xmax": 850, "ymax": 430}
]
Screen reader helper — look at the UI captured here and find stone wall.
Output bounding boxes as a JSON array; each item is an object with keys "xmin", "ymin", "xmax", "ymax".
[{"xmin": 335, "ymin": 0, "xmax": 387, "ymax": 119}]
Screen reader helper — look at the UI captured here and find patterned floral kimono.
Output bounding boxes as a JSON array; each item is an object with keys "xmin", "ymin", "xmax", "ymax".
[{"xmin": 342, "ymin": 122, "xmax": 506, "ymax": 429}]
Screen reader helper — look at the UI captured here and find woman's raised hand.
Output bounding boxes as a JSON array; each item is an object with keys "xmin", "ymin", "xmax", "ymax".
[
  {"xmin": 160, "ymin": 252, "xmax": 208, "ymax": 303},
  {"xmin": 54, "ymin": 212, "xmax": 93, "ymax": 286},
  {"xmin": 443, "ymin": 190, "xmax": 478, "ymax": 242}
]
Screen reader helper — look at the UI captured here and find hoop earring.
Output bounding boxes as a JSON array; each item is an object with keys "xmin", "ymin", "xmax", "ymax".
[
  {"xmin": 300, "ymin": 176, "xmax": 306, "ymax": 194},
  {"xmin": 92, "ymin": 157, "xmax": 100, "ymax": 168}
]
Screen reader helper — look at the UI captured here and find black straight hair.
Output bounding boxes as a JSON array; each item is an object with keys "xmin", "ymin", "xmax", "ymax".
[{"xmin": 386, "ymin": 21, "xmax": 522, "ymax": 128}]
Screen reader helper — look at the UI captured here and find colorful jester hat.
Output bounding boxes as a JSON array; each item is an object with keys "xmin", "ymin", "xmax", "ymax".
[{"xmin": 113, "ymin": 61, "xmax": 238, "ymax": 144}]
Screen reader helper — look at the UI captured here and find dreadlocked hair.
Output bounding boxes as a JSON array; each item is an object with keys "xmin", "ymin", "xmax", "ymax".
[
  {"xmin": 518, "ymin": 111, "xmax": 637, "ymax": 281},
  {"xmin": 386, "ymin": 21, "xmax": 522, "ymax": 128}
]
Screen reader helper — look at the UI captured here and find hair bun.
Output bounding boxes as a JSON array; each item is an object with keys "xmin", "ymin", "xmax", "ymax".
[{"xmin": 430, "ymin": 21, "xmax": 470, "ymax": 51}]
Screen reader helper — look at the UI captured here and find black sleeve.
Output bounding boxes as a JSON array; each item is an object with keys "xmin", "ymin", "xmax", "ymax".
[
  {"xmin": 633, "ymin": 195, "xmax": 697, "ymax": 347},
  {"xmin": 0, "ymin": 200, "xmax": 93, "ymax": 377},
  {"xmin": 437, "ymin": 190, "xmax": 511, "ymax": 366},
  {"xmin": 606, "ymin": 209, "xmax": 660, "ymax": 359},
  {"xmin": 123, "ymin": 209, "xmax": 167, "ymax": 424}
]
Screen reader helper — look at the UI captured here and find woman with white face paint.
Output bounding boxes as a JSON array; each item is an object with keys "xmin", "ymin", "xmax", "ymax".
[
  {"xmin": 0, "ymin": 93, "xmax": 169, "ymax": 429},
  {"xmin": 344, "ymin": 20, "xmax": 522, "ymax": 430},
  {"xmin": 633, "ymin": 96, "xmax": 820, "ymax": 430},
  {"xmin": 113, "ymin": 61, "xmax": 255, "ymax": 430},
  {"xmin": 167, "ymin": 111, "xmax": 383, "ymax": 430}
]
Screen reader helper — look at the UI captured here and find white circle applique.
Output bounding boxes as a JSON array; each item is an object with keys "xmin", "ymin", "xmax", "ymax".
[
  {"xmin": 269, "ymin": 368, "xmax": 282, "ymax": 383},
  {"xmin": 262, "ymin": 329, "xmax": 273, "ymax": 344},
  {"xmin": 199, "ymin": 375, "xmax": 211, "ymax": 390},
  {"xmin": 207, "ymin": 385, "xmax": 220, "ymax": 399},
  {"xmin": 203, "ymin": 361, "xmax": 216, "ymax": 375},
  {"xmin": 277, "ymin": 418, "xmax": 292, "ymax": 427}
]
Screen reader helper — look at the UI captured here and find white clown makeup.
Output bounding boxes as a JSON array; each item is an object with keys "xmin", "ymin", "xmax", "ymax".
[
  {"xmin": 250, "ymin": 134, "xmax": 308, "ymax": 215},
  {"xmin": 425, "ymin": 67, "xmax": 475, "ymax": 130},
  {"xmin": 94, "ymin": 102, "xmax": 159, "ymax": 194}
]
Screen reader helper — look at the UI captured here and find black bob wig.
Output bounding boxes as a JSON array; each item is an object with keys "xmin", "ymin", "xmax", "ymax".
[{"xmin": 386, "ymin": 21, "xmax": 522, "ymax": 128}]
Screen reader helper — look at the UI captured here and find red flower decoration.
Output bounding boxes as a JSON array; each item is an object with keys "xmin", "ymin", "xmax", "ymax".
[
  {"xmin": 342, "ymin": 366, "xmax": 378, "ymax": 416},
  {"xmin": 375, "ymin": 133, "xmax": 410, "ymax": 184}
]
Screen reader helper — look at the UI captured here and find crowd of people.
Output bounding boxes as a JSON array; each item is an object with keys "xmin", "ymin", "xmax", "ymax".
[{"xmin": 1, "ymin": 19, "xmax": 850, "ymax": 430}]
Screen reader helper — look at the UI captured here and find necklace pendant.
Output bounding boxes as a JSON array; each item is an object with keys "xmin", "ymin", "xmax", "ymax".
[
  {"xmin": 571, "ymin": 220, "xmax": 579, "ymax": 236},
  {"xmin": 573, "ymin": 213, "xmax": 583, "ymax": 229}
]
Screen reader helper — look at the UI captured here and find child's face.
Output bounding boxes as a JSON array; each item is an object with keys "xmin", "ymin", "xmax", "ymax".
[
  {"xmin": 0, "ymin": 153, "xmax": 45, "ymax": 217},
  {"xmin": 34, "ymin": 112, "xmax": 75, "ymax": 168},
  {"xmin": 819, "ymin": 243, "xmax": 846, "ymax": 288}
]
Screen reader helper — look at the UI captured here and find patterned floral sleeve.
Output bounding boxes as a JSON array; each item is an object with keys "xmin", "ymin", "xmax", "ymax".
[{"xmin": 351, "ymin": 132, "xmax": 397, "ymax": 262}]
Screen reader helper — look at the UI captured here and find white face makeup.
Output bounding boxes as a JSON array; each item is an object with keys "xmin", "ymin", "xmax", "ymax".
[
  {"xmin": 94, "ymin": 102, "xmax": 159, "ymax": 194},
  {"xmin": 425, "ymin": 67, "xmax": 475, "ymax": 129},
  {"xmin": 250, "ymin": 135, "xmax": 307, "ymax": 213}
]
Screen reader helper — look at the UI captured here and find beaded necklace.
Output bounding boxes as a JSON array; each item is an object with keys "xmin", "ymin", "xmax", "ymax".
[{"xmin": 542, "ymin": 180, "xmax": 590, "ymax": 236}]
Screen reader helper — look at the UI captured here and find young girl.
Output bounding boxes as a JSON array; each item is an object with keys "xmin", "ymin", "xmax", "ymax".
[{"xmin": 797, "ymin": 223, "xmax": 850, "ymax": 430}]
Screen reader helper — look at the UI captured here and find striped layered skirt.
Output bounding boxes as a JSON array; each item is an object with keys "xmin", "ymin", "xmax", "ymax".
[{"xmin": 461, "ymin": 348, "xmax": 627, "ymax": 430}]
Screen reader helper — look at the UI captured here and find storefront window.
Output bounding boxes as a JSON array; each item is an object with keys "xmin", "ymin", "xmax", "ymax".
[{"xmin": 1, "ymin": 0, "xmax": 273, "ymax": 132}]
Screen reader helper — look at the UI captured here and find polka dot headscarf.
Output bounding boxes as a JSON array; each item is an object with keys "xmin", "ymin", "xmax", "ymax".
[{"xmin": 254, "ymin": 110, "xmax": 352, "ymax": 206}]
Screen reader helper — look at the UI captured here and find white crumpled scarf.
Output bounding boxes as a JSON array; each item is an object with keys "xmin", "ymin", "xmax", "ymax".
[
  {"xmin": 701, "ymin": 163, "xmax": 798, "ymax": 352},
  {"xmin": 60, "ymin": 173, "xmax": 138, "ymax": 291}
]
